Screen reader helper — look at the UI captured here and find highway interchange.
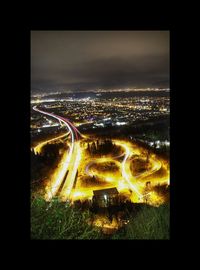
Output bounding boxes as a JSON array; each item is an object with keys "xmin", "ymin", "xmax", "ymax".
[{"xmin": 33, "ymin": 106, "xmax": 169, "ymax": 206}]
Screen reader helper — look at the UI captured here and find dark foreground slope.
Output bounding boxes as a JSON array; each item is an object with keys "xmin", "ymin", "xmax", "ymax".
[{"xmin": 31, "ymin": 197, "xmax": 169, "ymax": 240}]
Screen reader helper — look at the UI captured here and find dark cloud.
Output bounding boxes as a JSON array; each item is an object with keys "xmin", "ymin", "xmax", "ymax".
[{"xmin": 31, "ymin": 31, "xmax": 169, "ymax": 92}]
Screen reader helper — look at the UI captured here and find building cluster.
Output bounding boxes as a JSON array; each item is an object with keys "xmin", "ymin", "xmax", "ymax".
[{"xmin": 31, "ymin": 92, "xmax": 170, "ymax": 136}]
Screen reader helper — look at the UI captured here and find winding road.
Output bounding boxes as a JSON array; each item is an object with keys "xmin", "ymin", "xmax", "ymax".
[
  {"xmin": 32, "ymin": 106, "xmax": 169, "ymax": 204},
  {"xmin": 33, "ymin": 106, "xmax": 81, "ymax": 201}
]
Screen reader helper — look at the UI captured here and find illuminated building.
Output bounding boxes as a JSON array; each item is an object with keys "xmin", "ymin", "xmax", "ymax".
[{"xmin": 92, "ymin": 188, "xmax": 119, "ymax": 207}]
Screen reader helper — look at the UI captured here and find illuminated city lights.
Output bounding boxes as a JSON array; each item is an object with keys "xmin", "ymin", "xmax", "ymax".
[
  {"xmin": 31, "ymin": 31, "xmax": 170, "ymax": 238},
  {"xmin": 31, "ymin": 93, "xmax": 170, "ymax": 238},
  {"xmin": 32, "ymin": 106, "xmax": 169, "ymax": 206},
  {"xmin": 31, "ymin": 89, "xmax": 170, "ymax": 234}
]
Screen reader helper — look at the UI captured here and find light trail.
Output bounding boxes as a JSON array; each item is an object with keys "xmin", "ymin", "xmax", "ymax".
[
  {"xmin": 134, "ymin": 157, "xmax": 162, "ymax": 180},
  {"xmin": 81, "ymin": 139, "xmax": 142, "ymax": 198},
  {"xmin": 45, "ymin": 145, "xmax": 72, "ymax": 201},
  {"xmin": 81, "ymin": 139, "xmax": 169, "ymax": 203},
  {"xmin": 85, "ymin": 161, "xmax": 95, "ymax": 177},
  {"xmin": 84, "ymin": 158, "xmax": 121, "ymax": 182},
  {"xmin": 117, "ymin": 142, "xmax": 142, "ymax": 198},
  {"xmin": 60, "ymin": 141, "xmax": 82, "ymax": 201},
  {"xmin": 33, "ymin": 132, "xmax": 70, "ymax": 155},
  {"xmin": 33, "ymin": 106, "xmax": 75, "ymax": 200},
  {"xmin": 59, "ymin": 116, "xmax": 82, "ymax": 139},
  {"xmin": 32, "ymin": 106, "xmax": 169, "ymax": 206},
  {"xmin": 84, "ymin": 148, "xmax": 126, "ymax": 177}
]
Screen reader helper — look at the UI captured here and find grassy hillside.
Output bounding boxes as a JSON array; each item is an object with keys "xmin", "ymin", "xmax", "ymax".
[
  {"xmin": 31, "ymin": 197, "xmax": 169, "ymax": 240},
  {"xmin": 112, "ymin": 204, "xmax": 169, "ymax": 239},
  {"xmin": 31, "ymin": 197, "xmax": 102, "ymax": 239}
]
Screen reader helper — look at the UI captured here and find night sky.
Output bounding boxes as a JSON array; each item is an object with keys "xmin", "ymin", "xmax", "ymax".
[{"xmin": 31, "ymin": 31, "xmax": 169, "ymax": 93}]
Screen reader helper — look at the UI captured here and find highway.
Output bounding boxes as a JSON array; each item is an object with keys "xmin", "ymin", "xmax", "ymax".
[
  {"xmin": 32, "ymin": 106, "xmax": 169, "ymax": 205},
  {"xmin": 82, "ymin": 139, "xmax": 167, "ymax": 202},
  {"xmin": 114, "ymin": 141, "xmax": 142, "ymax": 199},
  {"xmin": 60, "ymin": 141, "xmax": 82, "ymax": 201},
  {"xmin": 33, "ymin": 132, "xmax": 70, "ymax": 155},
  {"xmin": 85, "ymin": 158, "xmax": 121, "ymax": 178},
  {"xmin": 33, "ymin": 106, "xmax": 80, "ymax": 201}
]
